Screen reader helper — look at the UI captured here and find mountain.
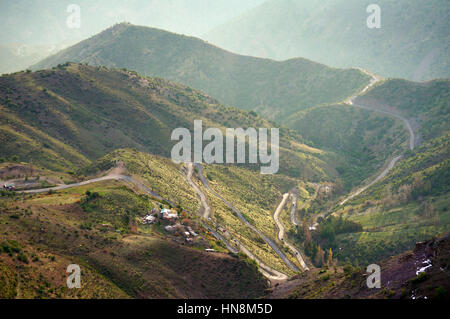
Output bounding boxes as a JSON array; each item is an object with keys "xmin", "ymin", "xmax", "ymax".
[
  {"xmin": 0, "ymin": 0, "xmax": 266, "ymax": 74},
  {"xmin": 270, "ymin": 234, "xmax": 450, "ymax": 299},
  {"xmin": 1, "ymin": 0, "xmax": 266, "ymax": 45},
  {"xmin": 355, "ymin": 79, "xmax": 450, "ymax": 143},
  {"xmin": 292, "ymin": 79, "xmax": 450, "ymax": 266},
  {"xmin": 0, "ymin": 158, "xmax": 268, "ymax": 298},
  {"xmin": 32, "ymin": 23, "xmax": 371, "ymax": 122},
  {"xmin": 206, "ymin": 0, "xmax": 450, "ymax": 81},
  {"xmin": 0, "ymin": 63, "xmax": 338, "ymax": 181},
  {"xmin": 286, "ymin": 103, "xmax": 409, "ymax": 190}
]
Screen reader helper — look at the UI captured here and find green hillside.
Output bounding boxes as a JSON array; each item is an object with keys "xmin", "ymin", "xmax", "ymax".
[
  {"xmin": 32, "ymin": 23, "xmax": 370, "ymax": 122},
  {"xmin": 297, "ymin": 78, "xmax": 450, "ymax": 266},
  {"xmin": 286, "ymin": 104, "xmax": 409, "ymax": 190},
  {"xmin": 0, "ymin": 177, "xmax": 267, "ymax": 299},
  {"xmin": 330, "ymin": 134, "xmax": 450, "ymax": 265},
  {"xmin": 0, "ymin": 63, "xmax": 335, "ymax": 180},
  {"xmin": 206, "ymin": 0, "xmax": 450, "ymax": 81},
  {"xmin": 356, "ymin": 79, "xmax": 450, "ymax": 142}
]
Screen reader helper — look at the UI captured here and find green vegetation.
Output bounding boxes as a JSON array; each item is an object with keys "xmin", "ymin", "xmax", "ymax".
[
  {"xmin": 0, "ymin": 63, "xmax": 336, "ymax": 181},
  {"xmin": 33, "ymin": 23, "xmax": 370, "ymax": 123},
  {"xmin": 357, "ymin": 79, "xmax": 450, "ymax": 142},
  {"xmin": 287, "ymin": 104, "xmax": 408, "ymax": 189},
  {"xmin": 329, "ymin": 134, "xmax": 450, "ymax": 265},
  {"xmin": 0, "ymin": 178, "xmax": 268, "ymax": 298}
]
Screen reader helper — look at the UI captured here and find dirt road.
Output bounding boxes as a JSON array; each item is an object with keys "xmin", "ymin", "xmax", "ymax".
[
  {"xmin": 338, "ymin": 68, "xmax": 416, "ymax": 206},
  {"xmin": 194, "ymin": 163, "xmax": 300, "ymax": 273},
  {"xmin": 185, "ymin": 163, "xmax": 211, "ymax": 218},
  {"xmin": 273, "ymin": 193, "xmax": 310, "ymax": 271}
]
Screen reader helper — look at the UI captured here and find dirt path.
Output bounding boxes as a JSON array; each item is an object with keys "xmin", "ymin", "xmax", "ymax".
[
  {"xmin": 273, "ymin": 193, "xmax": 310, "ymax": 271},
  {"xmin": 185, "ymin": 164, "xmax": 289, "ymax": 281},
  {"xmin": 185, "ymin": 163, "xmax": 211, "ymax": 219},
  {"xmin": 340, "ymin": 155, "xmax": 403, "ymax": 205},
  {"xmin": 194, "ymin": 163, "xmax": 300, "ymax": 273},
  {"xmin": 338, "ymin": 68, "xmax": 416, "ymax": 205}
]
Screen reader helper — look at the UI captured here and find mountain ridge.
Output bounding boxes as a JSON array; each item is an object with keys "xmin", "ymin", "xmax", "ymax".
[{"xmin": 32, "ymin": 23, "xmax": 371, "ymax": 123}]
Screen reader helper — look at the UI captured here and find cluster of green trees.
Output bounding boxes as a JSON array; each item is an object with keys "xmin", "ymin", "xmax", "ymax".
[{"xmin": 295, "ymin": 214, "xmax": 362, "ymax": 267}]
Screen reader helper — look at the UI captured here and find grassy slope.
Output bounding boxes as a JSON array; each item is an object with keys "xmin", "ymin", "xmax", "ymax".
[
  {"xmin": 330, "ymin": 134, "xmax": 449, "ymax": 265},
  {"xmin": 0, "ymin": 179, "xmax": 268, "ymax": 299},
  {"xmin": 83, "ymin": 149, "xmax": 299, "ymax": 275},
  {"xmin": 356, "ymin": 79, "xmax": 450, "ymax": 142},
  {"xmin": 32, "ymin": 23, "xmax": 370, "ymax": 122},
  {"xmin": 0, "ymin": 63, "xmax": 335, "ymax": 181},
  {"xmin": 286, "ymin": 104, "xmax": 408, "ymax": 190},
  {"xmin": 287, "ymin": 79, "xmax": 450, "ymax": 266}
]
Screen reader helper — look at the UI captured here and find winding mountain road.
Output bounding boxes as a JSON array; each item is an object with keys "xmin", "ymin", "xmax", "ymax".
[
  {"xmin": 20, "ymin": 165, "xmax": 290, "ymax": 281},
  {"xmin": 273, "ymin": 193, "xmax": 309, "ymax": 271},
  {"xmin": 290, "ymin": 192, "xmax": 299, "ymax": 226},
  {"xmin": 194, "ymin": 163, "xmax": 300, "ymax": 273},
  {"xmin": 186, "ymin": 163, "xmax": 211, "ymax": 219},
  {"xmin": 339, "ymin": 68, "xmax": 416, "ymax": 205},
  {"xmin": 185, "ymin": 163, "xmax": 289, "ymax": 281}
]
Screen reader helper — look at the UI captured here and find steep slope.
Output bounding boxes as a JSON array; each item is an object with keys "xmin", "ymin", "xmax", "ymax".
[
  {"xmin": 298, "ymin": 79, "xmax": 450, "ymax": 266},
  {"xmin": 0, "ymin": 63, "xmax": 335, "ymax": 180},
  {"xmin": 269, "ymin": 234, "xmax": 450, "ymax": 299},
  {"xmin": 32, "ymin": 23, "xmax": 371, "ymax": 122},
  {"xmin": 0, "ymin": 176, "xmax": 268, "ymax": 299},
  {"xmin": 286, "ymin": 104, "xmax": 409, "ymax": 190},
  {"xmin": 330, "ymin": 134, "xmax": 450, "ymax": 265},
  {"xmin": 206, "ymin": 0, "xmax": 450, "ymax": 81},
  {"xmin": 355, "ymin": 79, "xmax": 450, "ymax": 143}
]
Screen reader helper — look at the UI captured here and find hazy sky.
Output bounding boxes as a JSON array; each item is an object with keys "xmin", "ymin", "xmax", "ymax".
[{"xmin": 0, "ymin": 0, "xmax": 266, "ymax": 45}]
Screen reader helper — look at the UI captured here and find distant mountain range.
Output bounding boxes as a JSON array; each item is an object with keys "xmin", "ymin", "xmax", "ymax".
[
  {"xmin": 206, "ymin": 0, "xmax": 450, "ymax": 81},
  {"xmin": 32, "ymin": 23, "xmax": 370, "ymax": 123}
]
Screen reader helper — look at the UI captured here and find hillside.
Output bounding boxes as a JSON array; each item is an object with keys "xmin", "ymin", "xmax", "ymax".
[
  {"xmin": 327, "ymin": 134, "xmax": 450, "ymax": 265},
  {"xmin": 269, "ymin": 234, "xmax": 450, "ymax": 299},
  {"xmin": 32, "ymin": 23, "xmax": 371, "ymax": 122},
  {"xmin": 355, "ymin": 79, "xmax": 450, "ymax": 143},
  {"xmin": 286, "ymin": 104, "xmax": 409, "ymax": 190},
  {"xmin": 206, "ymin": 0, "xmax": 450, "ymax": 81},
  {"xmin": 0, "ymin": 63, "xmax": 335, "ymax": 181},
  {"xmin": 292, "ymin": 78, "xmax": 450, "ymax": 266},
  {"xmin": 81, "ymin": 149, "xmax": 302, "ymax": 275},
  {"xmin": 0, "ymin": 173, "xmax": 268, "ymax": 299}
]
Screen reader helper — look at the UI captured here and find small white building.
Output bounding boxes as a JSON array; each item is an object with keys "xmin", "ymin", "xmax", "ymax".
[{"xmin": 161, "ymin": 208, "xmax": 179, "ymax": 221}]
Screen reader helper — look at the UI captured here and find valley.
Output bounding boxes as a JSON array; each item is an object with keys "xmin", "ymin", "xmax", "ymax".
[{"xmin": 0, "ymin": 11, "xmax": 448, "ymax": 301}]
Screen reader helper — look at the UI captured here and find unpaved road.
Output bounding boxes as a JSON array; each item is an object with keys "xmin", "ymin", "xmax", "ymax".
[
  {"xmin": 21, "ymin": 166, "xmax": 289, "ymax": 281},
  {"xmin": 194, "ymin": 163, "xmax": 300, "ymax": 273},
  {"xmin": 339, "ymin": 68, "xmax": 416, "ymax": 205},
  {"xmin": 339, "ymin": 155, "xmax": 403, "ymax": 205},
  {"xmin": 186, "ymin": 164, "xmax": 289, "ymax": 281},
  {"xmin": 185, "ymin": 163, "xmax": 211, "ymax": 218},
  {"xmin": 20, "ymin": 173, "xmax": 180, "ymax": 206},
  {"xmin": 347, "ymin": 68, "xmax": 415, "ymax": 151},
  {"xmin": 273, "ymin": 193, "xmax": 310, "ymax": 271}
]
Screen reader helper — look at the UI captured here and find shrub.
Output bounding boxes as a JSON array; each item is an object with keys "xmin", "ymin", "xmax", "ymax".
[
  {"xmin": 17, "ymin": 253, "xmax": 29, "ymax": 264},
  {"xmin": 411, "ymin": 272, "xmax": 429, "ymax": 284}
]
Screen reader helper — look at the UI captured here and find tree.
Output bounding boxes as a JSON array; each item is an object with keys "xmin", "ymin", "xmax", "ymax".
[
  {"xmin": 327, "ymin": 248, "xmax": 333, "ymax": 266},
  {"xmin": 315, "ymin": 245, "xmax": 325, "ymax": 267}
]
